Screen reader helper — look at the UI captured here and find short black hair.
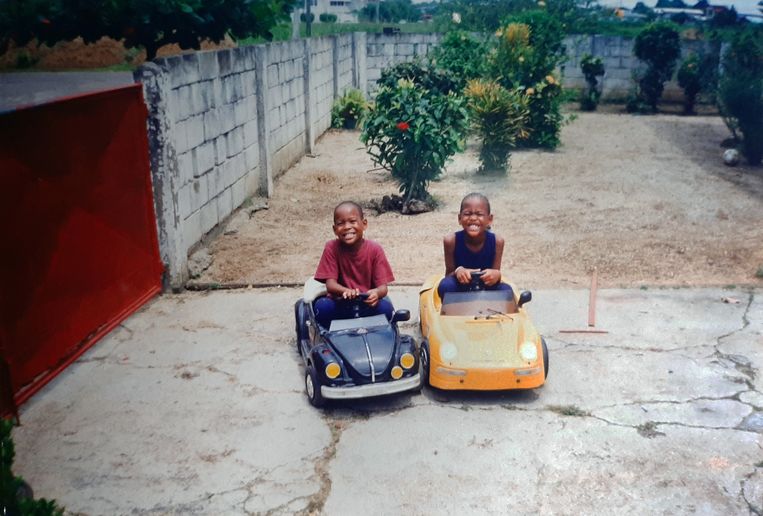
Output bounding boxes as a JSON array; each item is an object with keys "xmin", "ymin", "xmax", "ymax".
[
  {"xmin": 460, "ymin": 192, "xmax": 491, "ymax": 214},
  {"xmin": 334, "ymin": 200, "xmax": 364, "ymax": 219}
]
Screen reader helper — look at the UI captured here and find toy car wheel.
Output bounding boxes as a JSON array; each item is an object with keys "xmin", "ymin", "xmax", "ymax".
[
  {"xmin": 542, "ymin": 338, "xmax": 549, "ymax": 379},
  {"xmin": 420, "ymin": 341, "xmax": 431, "ymax": 387},
  {"xmin": 305, "ymin": 364, "xmax": 325, "ymax": 408}
]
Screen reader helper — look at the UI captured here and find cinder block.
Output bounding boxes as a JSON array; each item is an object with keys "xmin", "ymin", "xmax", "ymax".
[
  {"xmin": 244, "ymin": 143, "xmax": 259, "ymax": 172},
  {"xmin": 177, "ymin": 150, "xmax": 196, "ymax": 184},
  {"xmin": 219, "ymin": 103, "xmax": 236, "ymax": 134},
  {"xmin": 217, "ymin": 49, "xmax": 234, "ymax": 77},
  {"xmin": 190, "ymin": 176, "xmax": 210, "ymax": 213},
  {"xmin": 173, "ymin": 119, "xmax": 189, "ymax": 155},
  {"xmin": 226, "ymin": 126, "xmax": 245, "ymax": 158},
  {"xmin": 243, "ymin": 119, "xmax": 259, "ymax": 148},
  {"xmin": 182, "ymin": 209, "xmax": 202, "ymax": 250},
  {"xmin": 179, "ymin": 182, "xmax": 193, "ymax": 219},
  {"xmin": 163, "ymin": 54, "xmax": 200, "ymax": 89},
  {"xmin": 198, "ymin": 50, "xmax": 220, "ymax": 80},
  {"xmin": 223, "ymin": 74, "xmax": 242, "ymax": 104},
  {"xmin": 214, "ymin": 136, "xmax": 227, "ymax": 166},
  {"xmin": 231, "ymin": 175, "xmax": 248, "ymax": 208},
  {"xmin": 196, "ymin": 140, "xmax": 216, "ymax": 175},
  {"xmin": 216, "ymin": 188, "xmax": 233, "ymax": 222},
  {"xmin": 200, "ymin": 198, "xmax": 219, "ymax": 234},
  {"xmin": 187, "ymin": 114, "xmax": 205, "ymax": 149},
  {"xmin": 203, "ymin": 108, "xmax": 221, "ymax": 141},
  {"xmin": 207, "ymin": 166, "xmax": 226, "ymax": 198}
]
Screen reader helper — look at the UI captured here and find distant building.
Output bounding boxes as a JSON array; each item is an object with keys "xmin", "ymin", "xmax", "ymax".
[{"xmin": 301, "ymin": 0, "xmax": 369, "ymax": 22}]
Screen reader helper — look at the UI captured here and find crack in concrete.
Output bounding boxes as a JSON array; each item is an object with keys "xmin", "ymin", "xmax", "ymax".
[
  {"xmin": 299, "ymin": 419, "xmax": 345, "ymax": 515},
  {"xmin": 740, "ymin": 464, "xmax": 762, "ymax": 516},
  {"xmin": 715, "ymin": 292, "xmax": 757, "ymax": 391}
]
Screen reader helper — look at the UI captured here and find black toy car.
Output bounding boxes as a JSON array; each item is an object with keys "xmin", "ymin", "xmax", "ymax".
[{"xmin": 294, "ymin": 278, "xmax": 421, "ymax": 407}]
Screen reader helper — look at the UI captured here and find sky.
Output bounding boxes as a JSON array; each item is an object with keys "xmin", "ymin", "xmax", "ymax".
[{"xmin": 596, "ymin": 0, "xmax": 762, "ymax": 16}]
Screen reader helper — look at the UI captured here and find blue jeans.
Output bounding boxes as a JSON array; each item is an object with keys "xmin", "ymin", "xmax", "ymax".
[
  {"xmin": 314, "ymin": 296, "xmax": 394, "ymax": 329},
  {"xmin": 437, "ymin": 275, "xmax": 512, "ymax": 300}
]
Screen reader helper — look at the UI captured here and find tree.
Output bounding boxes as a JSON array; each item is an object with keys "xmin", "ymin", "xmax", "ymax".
[
  {"xmin": 0, "ymin": 0, "xmax": 296, "ymax": 61},
  {"xmin": 629, "ymin": 21, "xmax": 680, "ymax": 113}
]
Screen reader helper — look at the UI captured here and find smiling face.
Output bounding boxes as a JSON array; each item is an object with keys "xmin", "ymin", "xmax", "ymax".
[
  {"xmin": 458, "ymin": 196, "xmax": 493, "ymax": 239},
  {"xmin": 333, "ymin": 203, "xmax": 367, "ymax": 249}
]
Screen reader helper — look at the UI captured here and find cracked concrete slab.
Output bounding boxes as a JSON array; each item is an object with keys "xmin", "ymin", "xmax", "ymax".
[{"xmin": 12, "ymin": 287, "xmax": 763, "ymax": 514}]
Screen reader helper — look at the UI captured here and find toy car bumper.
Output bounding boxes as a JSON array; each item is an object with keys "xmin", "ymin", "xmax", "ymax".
[
  {"xmin": 321, "ymin": 374, "xmax": 421, "ymax": 399},
  {"xmin": 430, "ymin": 365, "xmax": 544, "ymax": 390}
]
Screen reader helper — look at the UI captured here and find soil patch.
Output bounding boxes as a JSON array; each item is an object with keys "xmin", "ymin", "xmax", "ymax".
[{"xmin": 196, "ymin": 111, "xmax": 763, "ymax": 289}]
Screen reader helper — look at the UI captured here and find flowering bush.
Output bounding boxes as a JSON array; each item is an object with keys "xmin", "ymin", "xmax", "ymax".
[
  {"xmin": 580, "ymin": 54, "xmax": 604, "ymax": 111},
  {"xmin": 489, "ymin": 13, "xmax": 568, "ymax": 149},
  {"xmin": 465, "ymin": 79, "xmax": 529, "ymax": 173},
  {"xmin": 361, "ymin": 78, "xmax": 469, "ymax": 203}
]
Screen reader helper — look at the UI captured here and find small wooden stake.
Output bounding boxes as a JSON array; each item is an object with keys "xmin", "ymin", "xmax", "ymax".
[{"xmin": 559, "ymin": 268, "xmax": 609, "ymax": 334}]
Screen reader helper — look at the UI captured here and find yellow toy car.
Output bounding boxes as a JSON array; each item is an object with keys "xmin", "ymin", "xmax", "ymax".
[{"xmin": 418, "ymin": 273, "xmax": 548, "ymax": 390}]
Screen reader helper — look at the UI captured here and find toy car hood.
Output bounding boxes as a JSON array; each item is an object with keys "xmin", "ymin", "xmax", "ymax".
[
  {"xmin": 429, "ymin": 313, "xmax": 540, "ymax": 369},
  {"xmin": 326, "ymin": 315, "xmax": 395, "ymax": 379}
]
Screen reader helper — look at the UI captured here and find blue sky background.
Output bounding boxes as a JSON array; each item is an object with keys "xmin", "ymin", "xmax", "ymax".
[{"xmin": 597, "ymin": 0, "xmax": 762, "ymax": 15}]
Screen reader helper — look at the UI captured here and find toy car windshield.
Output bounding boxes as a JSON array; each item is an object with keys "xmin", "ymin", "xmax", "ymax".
[
  {"xmin": 440, "ymin": 290, "xmax": 518, "ymax": 316},
  {"xmin": 328, "ymin": 314, "xmax": 390, "ymax": 332}
]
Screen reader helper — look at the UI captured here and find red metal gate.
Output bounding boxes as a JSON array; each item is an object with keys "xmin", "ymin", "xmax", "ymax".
[{"xmin": 0, "ymin": 84, "xmax": 163, "ymax": 406}]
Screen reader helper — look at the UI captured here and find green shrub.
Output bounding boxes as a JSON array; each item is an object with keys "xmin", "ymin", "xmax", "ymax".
[
  {"xmin": 1, "ymin": 419, "xmax": 64, "ymax": 515},
  {"xmin": 579, "ymin": 53, "xmax": 604, "ymax": 111},
  {"xmin": 629, "ymin": 22, "xmax": 681, "ymax": 113},
  {"xmin": 429, "ymin": 30, "xmax": 489, "ymax": 90},
  {"xmin": 361, "ymin": 78, "xmax": 469, "ymax": 202},
  {"xmin": 300, "ymin": 12, "xmax": 315, "ymax": 23},
  {"xmin": 677, "ymin": 53, "xmax": 702, "ymax": 114},
  {"xmin": 319, "ymin": 13, "xmax": 337, "ymax": 23},
  {"xmin": 489, "ymin": 13, "xmax": 568, "ymax": 148},
  {"xmin": 465, "ymin": 79, "xmax": 529, "ymax": 173},
  {"xmin": 331, "ymin": 89, "xmax": 369, "ymax": 129},
  {"xmin": 718, "ymin": 29, "xmax": 763, "ymax": 166},
  {"xmin": 376, "ymin": 59, "xmax": 460, "ymax": 96}
]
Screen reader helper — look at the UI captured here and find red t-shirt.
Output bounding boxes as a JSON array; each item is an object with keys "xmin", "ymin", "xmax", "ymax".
[{"xmin": 315, "ymin": 239, "xmax": 395, "ymax": 293}]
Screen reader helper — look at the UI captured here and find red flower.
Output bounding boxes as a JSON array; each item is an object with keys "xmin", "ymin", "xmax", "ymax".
[{"xmin": 396, "ymin": 121, "xmax": 409, "ymax": 131}]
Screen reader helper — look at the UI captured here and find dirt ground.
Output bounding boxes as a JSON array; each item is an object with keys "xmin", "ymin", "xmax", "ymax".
[{"xmin": 196, "ymin": 111, "xmax": 763, "ymax": 289}]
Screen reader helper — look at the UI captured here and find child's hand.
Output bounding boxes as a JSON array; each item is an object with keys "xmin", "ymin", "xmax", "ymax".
[
  {"xmin": 481, "ymin": 268, "xmax": 501, "ymax": 287},
  {"xmin": 455, "ymin": 266, "xmax": 473, "ymax": 284},
  {"xmin": 342, "ymin": 288, "xmax": 360, "ymax": 300},
  {"xmin": 364, "ymin": 289, "xmax": 380, "ymax": 307}
]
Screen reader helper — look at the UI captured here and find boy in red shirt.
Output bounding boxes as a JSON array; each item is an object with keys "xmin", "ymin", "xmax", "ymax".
[{"xmin": 314, "ymin": 201, "xmax": 395, "ymax": 328}]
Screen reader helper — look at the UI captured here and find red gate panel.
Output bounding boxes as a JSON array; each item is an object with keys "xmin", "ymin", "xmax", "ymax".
[{"xmin": 0, "ymin": 84, "xmax": 163, "ymax": 406}]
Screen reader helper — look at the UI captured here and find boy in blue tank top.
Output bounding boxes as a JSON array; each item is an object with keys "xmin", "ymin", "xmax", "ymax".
[{"xmin": 437, "ymin": 193, "xmax": 512, "ymax": 299}]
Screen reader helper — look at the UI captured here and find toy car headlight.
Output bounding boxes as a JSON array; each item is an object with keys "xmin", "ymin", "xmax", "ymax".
[
  {"xmin": 440, "ymin": 342, "xmax": 458, "ymax": 361},
  {"xmin": 325, "ymin": 362, "xmax": 341, "ymax": 379},
  {"xmin": 520, "ymin": 341, "xmax": 538, "ymax": 362},
  {"xmin": 400, "ymin": 353, "xmax": 415, "ymax": 370}
]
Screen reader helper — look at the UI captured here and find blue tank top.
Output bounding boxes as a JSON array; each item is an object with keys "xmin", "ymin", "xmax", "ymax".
[{"xmin": 454, "ymin": 230, "xmax": 496, "ymax": 270}]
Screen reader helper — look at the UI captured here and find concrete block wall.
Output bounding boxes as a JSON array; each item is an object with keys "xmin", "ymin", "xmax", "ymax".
[
  {"xmin": 366, "ymin": 33, "xmax": 443, "ymax": 93},
  {"xmin": 266, "ymin": 40, "xmax": 308, "ymax": 176},
  {"xmin": 137, "ymin": 34, "xmax": 369, "ymax": 289},
  {"xmin": 561, "ymin": 35, "xmax": 714, "ymax": 101}
]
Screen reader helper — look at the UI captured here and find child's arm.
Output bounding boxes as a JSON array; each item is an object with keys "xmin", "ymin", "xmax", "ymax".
[
  {"xmin": 325, "ymin": 279, "xmax": 360, "ymax": 299},
  {"xmin": 365, "ymin": 284, "xmax": 388, "ymax": 307},
  {"xmin": 444, "ymin": 233, "xmax": 475, "ymax": 284},
  {"xmin": 481, "ymin": 235, "xmax": 505, "ymax": 286}
]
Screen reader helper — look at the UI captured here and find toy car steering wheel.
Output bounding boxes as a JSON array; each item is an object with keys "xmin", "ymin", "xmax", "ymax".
[
  {"xmin": 349, "ymin": 292, "xmax": 371, "ymax": 317},
  {"xmin": 469, "ymin": 271, "xmax": 485, "ymax": 291}
]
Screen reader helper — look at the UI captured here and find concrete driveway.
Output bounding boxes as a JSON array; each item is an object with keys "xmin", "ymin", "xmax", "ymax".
[{"xmin": 13, "ymin": 286, "xmax": 763, "ymax": 514}]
